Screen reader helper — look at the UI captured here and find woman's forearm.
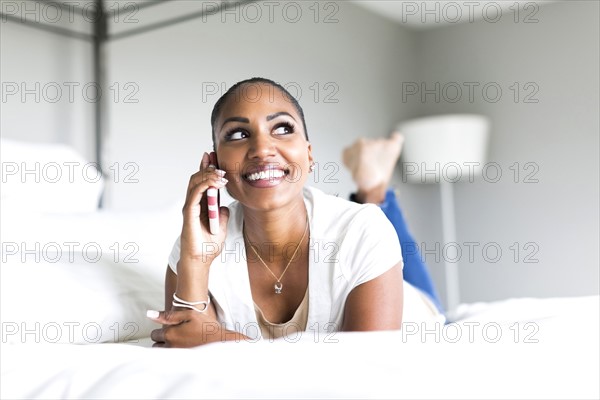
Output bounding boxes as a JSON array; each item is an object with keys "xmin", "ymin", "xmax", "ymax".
[{"xmin": 174, "ymin": 257, "xmax": 212, "ymax": 303}]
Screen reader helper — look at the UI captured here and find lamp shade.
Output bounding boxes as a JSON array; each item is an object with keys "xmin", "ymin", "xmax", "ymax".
[{"xmin": 398, "ymin": 114, "xmax": 490, "ymax": 184}]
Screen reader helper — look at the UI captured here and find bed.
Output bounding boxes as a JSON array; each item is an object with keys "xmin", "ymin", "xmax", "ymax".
[
  {"xmin": 2, "ymin": 300, "xmax": 598, "ymax": 399},
  {"xmin": 1, "ymin": 139, "xmax": 599, "ymax": 399}
]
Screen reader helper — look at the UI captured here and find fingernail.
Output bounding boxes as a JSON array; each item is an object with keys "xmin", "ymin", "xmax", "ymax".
[
  {"xmin": 215, "ymin": 169, "xmax": 226, "ymax": 177},
  {"xmin": 146, "ymin": 310, "xmax": 159, "ymax": 319},
  {"xmin": 219, "ymin": 178, "xmax": 228, "ymax": 184}
]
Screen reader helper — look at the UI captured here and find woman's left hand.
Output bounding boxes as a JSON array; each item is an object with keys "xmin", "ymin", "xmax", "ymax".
[
  {"xmin": 149, "ymin": 308, "xmax": 250, "ymax": 347},
  {"xmin": 149, "ymin": 309, "xmax": 224, "ymax": 348}
]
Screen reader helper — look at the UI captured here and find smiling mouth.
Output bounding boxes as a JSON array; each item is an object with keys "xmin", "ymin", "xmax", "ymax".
[{"xmin": 244, "ymin": 168, "xmax": 290, "ymax": 182}]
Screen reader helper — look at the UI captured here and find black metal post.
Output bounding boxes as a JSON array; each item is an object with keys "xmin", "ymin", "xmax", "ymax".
[{"xmin": 93, "ymin": 0, "xmax": 107, "ymax": 207}]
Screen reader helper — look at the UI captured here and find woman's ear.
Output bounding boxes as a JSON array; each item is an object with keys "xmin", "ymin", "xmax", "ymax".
[{"xmin": 307, "ymin": 142, "xmax": 313, "ymax": 166}]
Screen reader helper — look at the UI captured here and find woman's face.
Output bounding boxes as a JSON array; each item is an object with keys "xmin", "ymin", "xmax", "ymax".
[{"xmin": 214, "ymin": 83, "xmax": 313, "ymax": 211}]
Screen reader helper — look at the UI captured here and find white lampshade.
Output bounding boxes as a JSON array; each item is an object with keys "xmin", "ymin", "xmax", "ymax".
[{"xmin": 398, "ymin": 114, "xmax": 490, "ymax": 184}]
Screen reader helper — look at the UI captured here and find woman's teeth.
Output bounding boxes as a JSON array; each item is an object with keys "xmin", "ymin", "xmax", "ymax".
[{"xmin": 246, "ymin": 169, "xmax": 286, "ymax": 182}]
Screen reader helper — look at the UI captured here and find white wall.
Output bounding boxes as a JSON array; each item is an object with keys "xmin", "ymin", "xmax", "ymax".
[
  {"xmin": 395, "ymin": 0, "xmax": 600, "ymax": 304},
  {"xmin": 0, "ymin": 0, "xmax": 94, "ymax": 160}
]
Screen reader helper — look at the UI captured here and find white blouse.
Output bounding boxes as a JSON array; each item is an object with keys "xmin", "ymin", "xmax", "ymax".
[{"xmin": 168, "ymin": 186, "xmax": 404, "ymax": 340}]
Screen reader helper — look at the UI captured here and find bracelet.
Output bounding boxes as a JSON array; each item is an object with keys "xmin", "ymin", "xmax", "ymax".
[
  {"xmin": 172, "ymin": 301, "xmax": 209, "ymax": 313},
  {"xmin": 173, "ymin": 293, "xmax": 210, "ymax": 306},
  {"xmin": 172, "ymin": 293, "xmax": 210, "ymax": 313}
]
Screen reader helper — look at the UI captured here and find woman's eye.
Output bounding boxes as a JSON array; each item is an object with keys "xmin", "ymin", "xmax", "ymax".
[
  {"xmin": 227, "ymin": 130, "xmax": 247, "ymax": 141},
  {"xmin": 274, "ymin": 124, "xmax": 293, "ymax": 135}
]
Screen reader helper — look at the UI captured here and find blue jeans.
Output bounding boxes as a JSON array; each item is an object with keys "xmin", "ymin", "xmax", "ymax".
[{"xmin": 352, "ymin": 190, "xmax": 444, "ymax": 313}]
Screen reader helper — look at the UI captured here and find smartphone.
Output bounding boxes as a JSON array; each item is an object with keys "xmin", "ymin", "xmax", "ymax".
[
  {"xmin": 207, "ymin": 187, "xmax": 219, "ymax": 234},
  {"xmin": 207, "ymin": 152, "xmax": 219, "ymax": 235}
]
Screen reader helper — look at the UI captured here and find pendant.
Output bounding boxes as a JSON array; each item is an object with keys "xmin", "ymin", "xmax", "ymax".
[{"xmin": 274, "ymin": 282, "xmax": 283, "ymax": 294}]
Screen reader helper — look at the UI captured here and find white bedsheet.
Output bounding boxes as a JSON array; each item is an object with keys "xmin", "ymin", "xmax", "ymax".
[
  {"xmin": 2, "ymin": 205, "xmax": 598, "ymax": 399},
  {"xmin": 2, "ymin": 295, "xmax": 598, "ymax": 399}
]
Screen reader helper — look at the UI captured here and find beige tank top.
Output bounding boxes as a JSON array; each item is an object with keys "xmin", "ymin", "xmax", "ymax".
[{"xmin": 254, "ymin": 288, "xmax": 309, "ymax": 340}]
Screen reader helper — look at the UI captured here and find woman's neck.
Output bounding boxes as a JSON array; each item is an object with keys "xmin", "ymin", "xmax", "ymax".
[{"xmin": 242, "ymin": 195, "xmax": 308, "ymax": 263}]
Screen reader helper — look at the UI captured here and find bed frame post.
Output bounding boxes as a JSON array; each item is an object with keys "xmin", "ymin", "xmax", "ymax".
[{"xmin": 94, "ymin": 0, "xmax": 107, "ymax": 208}]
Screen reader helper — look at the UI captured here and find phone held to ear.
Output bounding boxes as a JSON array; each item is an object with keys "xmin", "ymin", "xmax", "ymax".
[
  {"xmin": 207, "ymin": 163, "xmax": 219, "ymax": 235},
  {"xmin": 207, "ymin": 187, "xmax": 219, "ymax": 234}
]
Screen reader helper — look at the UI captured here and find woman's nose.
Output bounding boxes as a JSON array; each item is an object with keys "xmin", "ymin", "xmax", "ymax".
[{"xmin": 248, "ymin": 133, "xmax": 276, "ymax": 160}]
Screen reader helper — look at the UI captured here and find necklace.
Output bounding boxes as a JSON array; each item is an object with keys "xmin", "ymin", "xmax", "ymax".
[{"xmin": 243, "ymin": 215, "xmax": 309, "ymax": 295}]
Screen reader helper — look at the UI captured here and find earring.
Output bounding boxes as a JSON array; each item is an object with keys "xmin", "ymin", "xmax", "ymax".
[{"xmin": 309, "ymin": 161, "xmax": 315, "ymax": 173}]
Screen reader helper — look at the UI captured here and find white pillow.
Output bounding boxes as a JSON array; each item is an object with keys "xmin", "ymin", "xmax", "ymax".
[
  {"xmin": 1, "ymin": 254, "xmax": 163, "ymax": 345},
  {"xmin": 1, "ymin": 204, "xmax": 182, "ymax": 273},
  {"xmin": 0, "ymin": 138, "xmax": 103, "ymax": 213},
  {"xmin": 0, "ymin": 205, "xmax": 182, "ymax": 345}
]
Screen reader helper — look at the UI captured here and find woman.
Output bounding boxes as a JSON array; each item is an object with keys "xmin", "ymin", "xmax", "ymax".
[{"xmin": 149, "ymin": 77, "xmax": 404, "ymax": 347}]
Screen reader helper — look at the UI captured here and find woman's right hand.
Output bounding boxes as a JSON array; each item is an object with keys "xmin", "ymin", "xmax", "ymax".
[{"xmin": 179, "ymin": 151, "xmax": 230, "ymax": 266}]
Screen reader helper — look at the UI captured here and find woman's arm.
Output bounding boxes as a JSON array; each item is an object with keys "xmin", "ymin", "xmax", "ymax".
[
  {"xmin": 164, "ymin": 265, "xmax": 215, "ymax": 318},
  {"xmin": 341, "ymin": 263, "xmax": 404, "ymax": 331},
  {"xmin": 149, "ymin": 152, "xmax": 248, "ymax": 347},
  {"xmin": 165, "ymin": 266, "xmax": 176, "ymax": 312},
  {"xmin": 149, "ymin": 266, "xmax": 247, "ymax": 347}
]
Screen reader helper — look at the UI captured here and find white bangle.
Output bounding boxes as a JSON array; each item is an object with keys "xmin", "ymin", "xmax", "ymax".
[
  {"xmin": 172, "ymin": 293, "xmax": 210, "ymax": 313},
  {"xmin": 172, "ymin": 301, "xmax": 209, "ymax": 313},
  {"xmin": 173, "ymin": 293, "xmax": 210, "ymax": 306}
]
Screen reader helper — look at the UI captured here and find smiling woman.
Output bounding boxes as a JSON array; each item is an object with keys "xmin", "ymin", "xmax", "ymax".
[{"xmin": 149, "ymin": 77, "xmax": 405, "ymax": 347}]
